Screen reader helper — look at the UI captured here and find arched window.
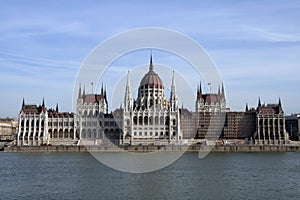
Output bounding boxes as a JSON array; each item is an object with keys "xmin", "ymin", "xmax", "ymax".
[
  {"xmin": 160, "ymin": 116, "xmax": 164, "ymax": 125},
  {"xmin": 165, "ymin": 116, "xmax": 170, "ymax": 125},
  {"xmin": 149, "ymin": 117, "xmax": 153, "ymax": 125},
  {"xmin": 87, "ymin": 129, "xmax": 92, "ymax": 138},
  {"xmin": 64, "ymin": 129, "xmax": 69, "ymax": 138},
  {"xmin": 53, "ymin": 129, "xmax": 58, "ymax": 138},
  {"xmin": 155, "ymin": 116, "xmax": 159, "ymax": 125},
  {"xmin": 144, "ymin": 116, "xmax": 148, "ymax": 125},
  {"xmin": 139, "ymin": 116, "xmax": 143, "ymax": 125},
  {"xmin": 59, "ymin": 129, "xmax": 63, "ymax": 138},
  {"xmin": 133, "ymin": 116, "xmax": 137, "ymax": 125}
]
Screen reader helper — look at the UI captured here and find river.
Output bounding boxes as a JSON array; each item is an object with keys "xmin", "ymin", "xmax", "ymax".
[{"xmin": 0, "ymin": 152, "xmax": 299, "ymax": 199}]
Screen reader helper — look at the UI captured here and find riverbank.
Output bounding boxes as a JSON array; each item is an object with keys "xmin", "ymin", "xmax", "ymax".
[{"xmin": 3, "ymin": 143, "xmax": 300, "ymax": 152}]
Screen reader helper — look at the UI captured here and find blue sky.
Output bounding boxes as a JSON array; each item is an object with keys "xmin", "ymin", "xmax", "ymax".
[{"xmin": 0, "ymin": 0, "xmax": 300, "ymax": 117}]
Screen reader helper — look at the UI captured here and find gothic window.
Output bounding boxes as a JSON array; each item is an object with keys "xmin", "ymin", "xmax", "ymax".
[
  {"xmin": 93, "ymin": 129, "xmax": 97, "ymax": 138},
  {"xmin": 64, "ymin": 129, "xmax": 69, "ymax": 138},
  {"xmin": 133, "ymin": 116, "xmax": 137, "ymax": 125},
  {"xmin": 144, "ymin": 116, "xmax": 148, "ymax": 125},
  {"xmin": 160, "ymin": 116, "xmax": 164, "ymax": 125},
  {"xmin": 149, "ymin": 117, "xmax": 153, "ymax": 125},
  {"xmin": 53, "ymin": 129, "xmax": 58, "ymax": 138},
  {"xmin": 165, "ymin": 116, "xmax": 170, "ymax": 125},
  {"xmin": 155, "ymin": 116, "xmax": 159, "ymax": 125},
  {"xmin": 139, "ymin": 116, "xmax": 143, "ymax": 125},
  {"xmin": 59, "ymin": 129, "xmax": 63, "ymax": 138},
  {"xmin": 87, "ymin": 129, "xmax": 91, "ymax": 138}
]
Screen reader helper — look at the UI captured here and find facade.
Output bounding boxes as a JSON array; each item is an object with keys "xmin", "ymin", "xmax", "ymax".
[
  {"xmin": 17, "ymin": 99, "xmax": 49, "ymax": 146},
  {"xmin": 0, "ymin": 118, "xmax": 18, "ymax": 135},
  {"xmin": 47, "ymin": 106, "xmax": 76, "ymax": 145},
  {"xmin": 285, "ymin": 114, "xmax": 300, "ymax": 140},
  {"xmin": 15, "ymin": 56, "xmax": 291, "ymax": 146},
  {"xmin": 122, "ymin": 56, "xmax": 181, "ymax": 145},
  {"xmin": 17, "ymin": 99, "xmax": 76, "ymax": 146},
  {"xmin": 222, "ymin": 109, "xmax": 256, "ymax": 140},
  {"xmin": 256, "ymin": 99, "xmax": 288, "ymax": 144}
]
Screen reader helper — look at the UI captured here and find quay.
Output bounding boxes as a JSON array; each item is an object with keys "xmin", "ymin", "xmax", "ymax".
[{"xmin": 3, "ymin": 143, "xmax": 300, "ymax": 152}]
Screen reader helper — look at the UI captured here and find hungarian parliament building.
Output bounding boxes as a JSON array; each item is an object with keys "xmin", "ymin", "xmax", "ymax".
[{"xmin": 16, "ymin": 56, "xmax": 288, "ymax": 146}]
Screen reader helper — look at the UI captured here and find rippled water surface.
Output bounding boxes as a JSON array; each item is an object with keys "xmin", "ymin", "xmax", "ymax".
[{"xmin": 0, "ymin": 152, "xmax": 299, "ymax": 199}]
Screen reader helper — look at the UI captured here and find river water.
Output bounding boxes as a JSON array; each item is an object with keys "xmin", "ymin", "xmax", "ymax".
[{"xmin": 0, "ymin": 152, "xmax": 299, "ymax": 199}]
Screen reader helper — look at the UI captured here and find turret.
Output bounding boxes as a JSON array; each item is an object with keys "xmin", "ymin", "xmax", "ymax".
[
  {"xmin": 124, "ymin": 71, "xmax": 133, "ymax": 112},
  {"xmin": 170, "ymin": 71, "xmax": 178, "ymax": 112}
]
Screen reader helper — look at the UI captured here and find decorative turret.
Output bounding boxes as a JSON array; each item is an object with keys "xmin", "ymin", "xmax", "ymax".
[
  {"xmin": 149, "ymin": 52, "xmax": 154, "ymax": 71},
  {"xmin": 278, "ymin": 97, "xmax": 282, "ymax": 111},
  {"xmin": 170, "ymin": 71, "xmax": 178, "ymax": 112},
  {"xmin": 22, "ymin": 97, "xmax": 25, "ymax": 109},
  {"xmin": 124, "ymin": 71, "xmax": 133, "ymax": 112},
  {"xmin": 78, "ymin": 84, "xmax": 82, "ymax": 99},
  {"xmin": 221, "ymin": 83, "xmax": 225, "ymax": 100}
]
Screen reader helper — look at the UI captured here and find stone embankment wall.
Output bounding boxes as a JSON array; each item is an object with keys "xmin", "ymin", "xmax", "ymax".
[{"xmin": 3, "ymin": 144, "xmax": 300, "ymax": 152}]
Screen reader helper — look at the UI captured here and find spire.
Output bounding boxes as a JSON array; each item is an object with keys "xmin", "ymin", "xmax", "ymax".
[
  {"xmin": 199, "ymin": 82, "xmax": 202, "ymax": 94},
  {"xmin": 101, "ymin": 82, "xmax": 104, "ymax": 95},
  {"xmin": 56, "ymin": 103, "xmax": 59, "ymax": 112},
  {"xmin": 279, "ymin": 97, "xmax": 282, "ymax": 109},
  {"xmin": 22, "ymin": 97, "xmax": 25, "ymax": 107},
  {"xmin": 198, "ymin": 82, "xmax": 202, "ymax": 99},
  {"xmin": 245, "ymin": 102, "xmax": 249, "ymax": 112},
  {"xmin": 149, "ymin": 51, "xmax": 154, "ymax": 71},
  {"xmin": 170, "ymin": 70, "xmax": 176, "ymax": 97},
  {"xmin": 78, "ymin": 84, "xmax": 82, "ymax": 99},
  {"xmin": 221, "ymin": 82, "xmax": 225, "ymax": 99},
  {"xmin": 42, "ymin": 98, "xmax": 45, "ymax": 107},
  {"xmin": 124, "ymin": 71, "xmax": 133, "ymax": 111},
  {"xmin": 170, "ymin": 71, "xmax": 178, "ymax": 111},
  {"xmin": 83, "ymin": 85, "xmax": 85, "ymax": 96},
  {"xmin": 258, "ymin": 97, "xmax": 261, "ymax": 107},
  {"xmin": 171, "ymin": 70, "xmax": 176, "ymax": 89},
  {"xmin": 218, "ymin": 85, "xmax": 221, "ymax": 96}
]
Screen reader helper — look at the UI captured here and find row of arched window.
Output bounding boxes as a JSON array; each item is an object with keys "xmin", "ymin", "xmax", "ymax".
[{"xmin": 131, "ymin": 116, "xmax": 176, "ymax": 126}]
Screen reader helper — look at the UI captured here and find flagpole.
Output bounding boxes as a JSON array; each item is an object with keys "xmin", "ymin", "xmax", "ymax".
[{"xmin": 208, "ymin": 82, "xmax": 211, "ymax": 94}]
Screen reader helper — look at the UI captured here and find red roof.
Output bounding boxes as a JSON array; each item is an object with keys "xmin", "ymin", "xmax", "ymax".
[
  {"xmin": 199, "ymin": 94, "xmax": 223, "ymax": 105},
  {"xmin": 83, "ymin": 94, "xmax": 105, "ymax": 104},
  {"xmin": 22, "ymin": 105, "xmax": 45, "ymax": 114},
  {"xmin": 139, "ymin": 70, "xmax": 163, "ymax": 89},
  {"xmin": 258, "ymin": 104, "xmax": 281, "ymax": 114}
]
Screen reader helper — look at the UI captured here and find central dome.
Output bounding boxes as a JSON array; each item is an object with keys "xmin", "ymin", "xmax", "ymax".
[{"xmin": 139, "ymin": 55, "xmax": 163, "ymax": 89}]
